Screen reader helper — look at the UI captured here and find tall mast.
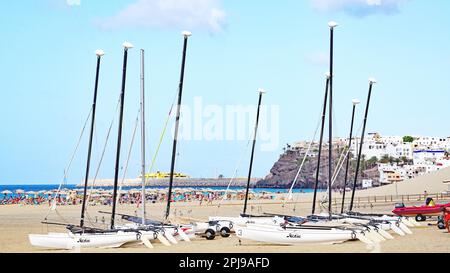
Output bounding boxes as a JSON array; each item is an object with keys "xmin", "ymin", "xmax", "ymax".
[
  {"xmin": 80, "ymin": 50, "xmax": 104, "ymax": 228},
  {"xmin": 165, "ymin": 31, "xmax": 192, "ymax": 220},
  {"xmin": 328, "ymin": 21, "xmax": 338, "ymax": 218},
  {"xmin": 312, "ymin": 74, "xmax": 330, "ymax": 215},
  {"xmin": 340, "ymin": 99, "xmax": 360, "ymax": 213},
  {"xmin": 349, "ymin": 78, "xmax": 377, "ymax": 212},
  {"xmin": 243, "ymin": 89, "xmax": 266, "ymax": 215},
  {"xmin": 111, "ymin": 42, "xmax": 134, "ymax": 230},
  {"xmin": 140, "ymin": 49, "xmax": 147, "ymax": 225}
]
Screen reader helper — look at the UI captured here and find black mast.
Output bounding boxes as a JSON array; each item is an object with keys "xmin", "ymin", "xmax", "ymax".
[
  {"xmin": 80, "ymin": 50, "xmax": 104, "ymax": 228},
  {"xmin": 111, "ymin": 42, "xmax": 133, "ymax": 230},
  {"xmin": 165, "ymin": 31, "xmax": 192, "ymax": 220},
  {"xmin": 311, "ymin": 75, "xmax": 330, "ymax": 215},
  {"xmin": 243, "ymin": 89, "xmax": 266, "ymax": 215},
  {"xmin": 340, "ymin": 99, "xmax": 359, "ymax": 213},
  {"xmin": 349, "ymin": 79, "xmax": 376, "ymax": 212},
  {"xmin": 328, "ymin": 21, "xmax": 338, "ymax": 218}
]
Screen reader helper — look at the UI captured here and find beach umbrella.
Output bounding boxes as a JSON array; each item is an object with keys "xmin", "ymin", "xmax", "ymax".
[
  {"xmin": 15, "ymin": 189, "xmax": 25, "ymax": 194},
  {"xmin": 26, "ymin": 191, "xmax": 38, "ymax": 195},
  {"xmin": 1, "ymin": 190, "xmax": 12, "ymax": 195}
]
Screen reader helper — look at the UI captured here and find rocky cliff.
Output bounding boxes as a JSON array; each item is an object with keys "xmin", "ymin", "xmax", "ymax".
[{"xmin": 256, "ymin": 148, "xmax": 379, "ymax": 189}]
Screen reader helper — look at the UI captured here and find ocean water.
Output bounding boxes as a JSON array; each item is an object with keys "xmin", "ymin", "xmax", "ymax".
[{"xmin": 0, "ymin": 184, "xmax": 323, "ymax": 198}]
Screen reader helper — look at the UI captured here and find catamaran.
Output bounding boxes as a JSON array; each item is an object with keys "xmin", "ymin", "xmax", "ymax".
[
  {"xmin": 111, "ymin": 32, "xmax": 195, "ymax": 246},
  {"xmin": 29, "ymin": 43, "xmax": 157, "ymax": 250},
  {"xmin": 29, "ymin": 42, "xmax": 194, "ymax": 250},
  {"xmin": 112, "ymin": 31, "xmax": 242, "ymax": 242}
]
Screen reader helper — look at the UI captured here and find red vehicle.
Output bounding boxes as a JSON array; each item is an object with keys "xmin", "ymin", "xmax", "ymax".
[{"xmin": 392, "ymin": 199, "xmax": 450, "ymax": 222}]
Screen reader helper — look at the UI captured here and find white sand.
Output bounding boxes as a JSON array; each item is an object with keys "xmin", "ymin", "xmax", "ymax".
[{"xmin": 1, "ymin": 167, "xmax": 450, "ymax": 253}]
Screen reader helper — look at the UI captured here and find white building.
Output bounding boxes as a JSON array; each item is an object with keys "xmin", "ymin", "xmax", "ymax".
[
  {"xmin": 344, "ymin": 133, "xmax": 449, "ymax": 161},
  {"xmin": 347, "ymin": 134, "xmax": 413, "ymax": 160},
  {"xmin": 338, "ymin": 133, "xmax": 450, "ymax": 185},
  {"xmin": 413, "ymin": 150, "xmax": 446, "ymax": 165},
  {"xmin": 413, "ymin": 136, "xmax": 450, "ymax": 148},
  {"xmin": 378, "ymin": 163, "xmax": 408, "ymax": 184},
  {"xmin": 292, "ymin": 134, "xmax": 450, "ymax": 184},
  {"xmin": 377, "ymin": 163, "xmax": 430, "ymax": 184}
]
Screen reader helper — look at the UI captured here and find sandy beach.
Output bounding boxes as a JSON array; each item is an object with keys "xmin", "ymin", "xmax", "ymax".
[
  {"xmin": 1, "ymin": 191, "xmax": 449, "ymax": 253},
  {"xmin": 1, "ymin": 167, "xmax": 449, "ymax": 253}
]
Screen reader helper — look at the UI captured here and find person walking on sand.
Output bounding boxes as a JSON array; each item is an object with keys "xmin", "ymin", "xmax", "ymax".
[{"xmin": 207, "ymin": 193, "xmax": 213, "ymax": 206}]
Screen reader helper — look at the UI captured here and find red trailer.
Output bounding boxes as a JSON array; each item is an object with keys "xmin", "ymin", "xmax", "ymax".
[{"xmin": 393, "ymin": 201, "xmax": 450, "ymax": 222}]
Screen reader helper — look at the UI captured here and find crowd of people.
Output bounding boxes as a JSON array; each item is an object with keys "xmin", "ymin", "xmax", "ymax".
[{"xmin": 0, "ymin": 189, "xmax": 278, "ymax": 207}]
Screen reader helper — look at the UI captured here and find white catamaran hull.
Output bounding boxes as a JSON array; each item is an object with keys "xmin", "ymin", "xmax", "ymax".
[
  {"xmin": 28, "ymin": 231, "xmax": 141, "ymax": 250},
  {"xmin": 236, "ymin": 225, "xmax": 358, "ymax": 245},
  {"xmin": 117, "ymin": 224, "xmax": 187, "ymax": 242},
  {"xmin": 211, "ymin": 215, "xmax": 406, "ymax": 241},
  {"xmin": 338, "ymin": 216, "xmax": 412, "ymax": 235},
  {"xmin": 292, "ymin": 220, "xmax": 391, "ymax": 241},
  {"xmin": 209, "ymin": 216, "xmax": 276, "ymax": 226}
]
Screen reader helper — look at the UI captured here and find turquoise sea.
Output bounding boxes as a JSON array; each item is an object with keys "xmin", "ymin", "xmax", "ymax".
[{"xmin": 0, "ymin": 184, "xmax": 323, "ymax": 198}]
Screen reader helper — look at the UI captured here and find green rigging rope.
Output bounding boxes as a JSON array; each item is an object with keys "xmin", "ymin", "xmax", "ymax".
[{"xmin": 146, "ymin": 89, "xmax": 178, "ymax": 182}]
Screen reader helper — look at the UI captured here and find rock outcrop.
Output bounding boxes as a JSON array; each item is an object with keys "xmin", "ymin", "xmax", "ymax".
[{"xmin": 256, "ymin": 148, "xmax": 379, "ymax": 189}]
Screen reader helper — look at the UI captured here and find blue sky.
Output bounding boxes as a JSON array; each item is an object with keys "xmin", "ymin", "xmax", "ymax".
[{"xmin": 1, "ymin": 0, "xmax": 450, "ymax": 185}]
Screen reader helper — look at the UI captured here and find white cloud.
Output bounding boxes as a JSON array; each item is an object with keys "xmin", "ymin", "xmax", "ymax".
[
  {"xmin": 97, "ymin": 0, "xmax": 227, "ymax": 33},
  {"xmin": 310, "ymin": 0, "xmax": 410, "ymax": 17}
]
